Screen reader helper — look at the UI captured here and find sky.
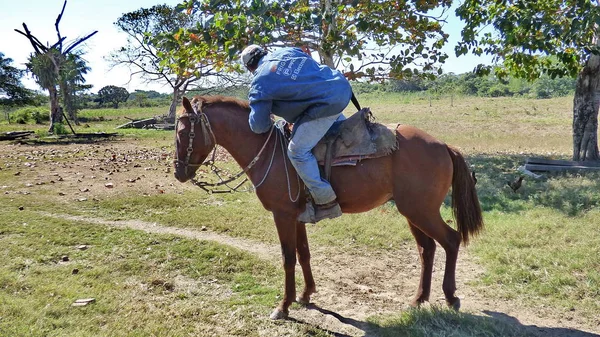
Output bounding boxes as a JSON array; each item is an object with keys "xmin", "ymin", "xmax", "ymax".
[{"xmin": 0, "ymin": 0, "xmax": 493, "ymax": 95}]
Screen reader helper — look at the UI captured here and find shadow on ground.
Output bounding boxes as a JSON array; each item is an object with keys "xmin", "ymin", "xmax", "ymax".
[
  {"xmin": 443, "ymin": 153, "xmax": 600, "ymax": 217},
  {"xmin": 483, "ymin": 311, "xmax": 600, "ymax": 337},
  {"xmin": 289, "ymin": 304, "xmax": 599, "ymax": 337}
]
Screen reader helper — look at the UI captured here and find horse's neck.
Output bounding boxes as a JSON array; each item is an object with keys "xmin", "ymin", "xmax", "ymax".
[{"xmin": 208, "ymin": 106, "xmax": 270, "ymax": 168}]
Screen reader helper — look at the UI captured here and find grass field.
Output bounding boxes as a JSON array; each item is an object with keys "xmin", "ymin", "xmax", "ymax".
[{"xmin": 1, "ymin": 94, "xmax": 599, "ymax": 336}]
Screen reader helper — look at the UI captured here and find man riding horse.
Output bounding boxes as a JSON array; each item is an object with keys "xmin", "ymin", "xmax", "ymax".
[{"xmin": 241, "ymin": 44, "xmax": 352, "ymax": 223}]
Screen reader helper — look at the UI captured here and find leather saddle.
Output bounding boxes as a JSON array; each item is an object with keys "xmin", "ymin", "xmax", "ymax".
[{"xmin": 312, "ymin": 108, "xmax": 398, "ymax": 180}]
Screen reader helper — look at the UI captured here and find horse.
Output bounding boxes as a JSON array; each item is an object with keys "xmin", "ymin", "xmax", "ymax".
[{"xmin": 173, "ymin": 95, "xmax": 483, "ymax": 320}]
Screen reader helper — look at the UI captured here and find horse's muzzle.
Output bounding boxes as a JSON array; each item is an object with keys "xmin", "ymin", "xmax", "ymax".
[{"xmin": 173, "ymin": 161, "xmax": 192, "ymax": 182}]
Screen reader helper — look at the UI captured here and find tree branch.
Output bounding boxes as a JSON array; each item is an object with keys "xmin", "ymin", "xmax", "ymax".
[
  {"xmin": 63, "ymin": 31, "xmax": 98, "ymax": 54},
  {"xmin": 49, "ymin": 37, "xmax": 67, "ymax": 51},
  {"xmin": 415, "ymin": 7, "xmax": 449, "ymax": 22},
  {"xmin": 55, "ymin": 0, "xmax": 68, "ymax": 51},
  {"xmin": 15, "ymin": 24, "xmax": 47, "ymax": 54}
]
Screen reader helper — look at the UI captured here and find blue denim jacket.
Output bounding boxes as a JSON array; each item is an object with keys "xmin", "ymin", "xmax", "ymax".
[{"xmin": 248, "ymin": 47, "xmax": 352, "ymax": 134}]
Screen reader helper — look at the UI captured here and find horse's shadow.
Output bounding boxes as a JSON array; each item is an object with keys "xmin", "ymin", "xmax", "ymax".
[
  {"xmin": 481, "ymin": 311, "xmax": 600, "ymax": 337},
  {"xmin": 285, "ymin": 304, "xmax": 367, "ymax": 337},
  {"xmin": 287, "ymin": 304, "xmax": 600, "ymax": 337}
]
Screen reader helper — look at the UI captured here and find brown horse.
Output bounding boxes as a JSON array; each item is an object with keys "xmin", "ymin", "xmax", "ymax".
[{"xmin": 173, "ymin": 95, "xmax": 483, "ymax": 320}]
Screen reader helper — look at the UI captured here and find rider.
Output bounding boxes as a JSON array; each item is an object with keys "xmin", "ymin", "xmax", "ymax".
[{"xmin": 241, "ymin": 45, "xmax": 352, "ymax": 223}]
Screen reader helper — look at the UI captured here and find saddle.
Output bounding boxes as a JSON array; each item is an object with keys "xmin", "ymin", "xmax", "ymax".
[{"xmin": 312, "ymin": 108, "xmax": 398, "ymax": 180}]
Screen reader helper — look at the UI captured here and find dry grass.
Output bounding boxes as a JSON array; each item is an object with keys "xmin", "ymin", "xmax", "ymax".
[{"xmin": 358, "ymin": 94, "xmax": 572, "ymax": 155}]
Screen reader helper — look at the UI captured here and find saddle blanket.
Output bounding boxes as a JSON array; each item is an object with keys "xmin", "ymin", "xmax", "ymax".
[{"xmin": 312, "ymin": 108, "xmax": 398, "ymax": 166}]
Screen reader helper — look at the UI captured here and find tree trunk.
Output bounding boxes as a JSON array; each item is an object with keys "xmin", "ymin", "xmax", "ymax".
[
  {"xmin": 319, "ymin": 52, "xmax": 335, "ymax": 68},
  {"xmin": 60, "ymin": 82, "xmax": 79, "ymax": 125},
  {"xmin": 48, "ymin": 86, "xmax": 62, "ymax": 133},
  {"xmin": 572, "ymin": 51, "xmax": 600, "ymax": 161},
  {"xmin": 319, "ymin": 0, "xmax": 337, "ymax": 69},
  {"xmin": 167, "ymin": 86, "xmax": 183, "ymax": 123}
]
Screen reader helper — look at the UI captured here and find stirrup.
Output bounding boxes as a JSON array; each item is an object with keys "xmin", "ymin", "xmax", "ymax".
[
  {"xmin": 314, "ymin": 202, "xmax": 342, "ymax": 222},
  {"xmin": 297, "ymin": 201, "xmax": 316, "ymax": 223}
]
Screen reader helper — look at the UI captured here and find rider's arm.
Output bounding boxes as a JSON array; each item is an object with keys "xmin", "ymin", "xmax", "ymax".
[
  {"xmin": 248, "ymin": 80, "xmax": 274, "ymax": 134},
  {"xmin": 249, "ymin": 99, "xmax": 273, "ymax": 134}
]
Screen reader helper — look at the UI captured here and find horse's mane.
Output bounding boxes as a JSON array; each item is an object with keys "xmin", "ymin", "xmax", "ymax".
[
  {"xmin": 191, "ymin": 95, "xmax": 250, "ymax": 110},
  {"xmin": 178, "ymin": 95, "xmax": 250, "ymax": 117}
]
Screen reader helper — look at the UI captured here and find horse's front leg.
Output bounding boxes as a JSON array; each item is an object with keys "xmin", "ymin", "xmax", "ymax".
[
  {"xmin": 296, "ymin": 221, "xmax": 316, "ymax": 305},
  {"xmin": 270, "ymin": 211, "xmax": 298, "ymax": 320}
]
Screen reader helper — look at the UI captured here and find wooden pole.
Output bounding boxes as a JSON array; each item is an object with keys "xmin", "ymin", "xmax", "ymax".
[{"xmin": 61, "ymin": 108, "xmax": 76, "ymax": 134}]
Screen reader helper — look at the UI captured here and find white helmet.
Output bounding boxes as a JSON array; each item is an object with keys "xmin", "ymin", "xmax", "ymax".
[{"xmin": 241, "ymin": 44, "xmax": 266, "ymax": 70}]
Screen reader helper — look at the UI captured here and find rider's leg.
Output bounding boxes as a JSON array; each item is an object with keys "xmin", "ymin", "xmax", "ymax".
[{"xmin": 288, "ymin": 113, "xmax": 343, "ymax": 222}]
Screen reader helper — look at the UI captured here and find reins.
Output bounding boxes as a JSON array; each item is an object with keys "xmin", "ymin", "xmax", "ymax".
[
  {"xmin": 174, "ymin": 103, "xmax": 300, "ymax": 201},
  {"xmin": 192, "ymin": 125, "xmax": 275, "ymax": 193}
]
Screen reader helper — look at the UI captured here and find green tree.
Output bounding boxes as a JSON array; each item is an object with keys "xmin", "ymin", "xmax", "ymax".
[
  {"xmin": 0, "ymin": 52, "xmax": 34, "ymax": 107},
  {"xmin": 111, "ymin": 5, "xmax": 235, "ymax": 121},
  {"xmin": 134, "ymin": 91, "xmax": 149, "ymax": 107},
  {"xmin": 456, "ymin": 0, "xmax": 600, "ymax": 161},
  {"xmin": 59, "ymin": 52, "xmax": 91, "ymax": 124},
  {"xmin": 178, "ymin": 0, "xmax": 452, "ymax": 80},
  {"xmin": 15, "ymin": 0, "xmax": 96, "ymax": 132},
  {"xmin": 97, "ymin": 85, "xmax": 129, "ymax": 109},
  {"xmin": 26, "ymin": 50, "xmax": 62, "ymax": 129}
]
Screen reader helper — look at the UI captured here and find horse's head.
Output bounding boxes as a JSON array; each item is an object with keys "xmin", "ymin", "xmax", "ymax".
[{"xmin": 173, "ymin": 96, "xmax": 216, "ymax": 182}]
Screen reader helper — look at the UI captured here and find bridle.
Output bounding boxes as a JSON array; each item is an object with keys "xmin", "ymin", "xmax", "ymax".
[
  {"xmin": 174, "ymin": 105, "xmax": 216, "ymax": 173},
  {"xmin": 174, "ymin": 102, "xmax": 299, "ymax": 200}
]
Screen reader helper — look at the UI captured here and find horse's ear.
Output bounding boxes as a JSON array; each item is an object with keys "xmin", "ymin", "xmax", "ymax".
[{"xmin": 182, "ymin": 97, "xmax": 193, "ymax": 113}]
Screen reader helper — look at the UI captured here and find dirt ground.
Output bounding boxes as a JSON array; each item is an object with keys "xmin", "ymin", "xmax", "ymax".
[{"xmin": 2, "ymin": 139, "xmax": 599, "ymax": 337}]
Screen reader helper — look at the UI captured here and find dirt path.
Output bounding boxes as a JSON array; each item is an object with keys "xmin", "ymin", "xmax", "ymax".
[{"xmin": 43, "ymin": 213, "xmax": 600, "ymax": 337}]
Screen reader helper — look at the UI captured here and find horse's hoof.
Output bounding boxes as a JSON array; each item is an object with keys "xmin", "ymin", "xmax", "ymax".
[
  {"xmin": 269, "ymin": 308, "xmax": 288, "ymax": 320},
  {"xmin": 447, "ymin": 297, "xmax": 461, "ymax": 311},
  {"xmin": 409, "ymin": 299, "xmax": 426, "ymax": 308},
  {"xmin": 296, "ymin": 296, "xmax": 310, "ymax": 306}
]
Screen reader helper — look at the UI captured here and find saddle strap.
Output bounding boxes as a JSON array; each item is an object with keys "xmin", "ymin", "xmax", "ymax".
[
  {"xmin": 351, "ymin": 91, "xmax": 361, "ymax": 111},
  {"xmin": 324, "ymin": 139, "xmax": 335, "ymax": 181}
]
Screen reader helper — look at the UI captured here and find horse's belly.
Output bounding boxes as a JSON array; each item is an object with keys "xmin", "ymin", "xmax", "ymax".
[{"xmin": 329, "ymin": 157, "xmax": 393, "ymax": 213}]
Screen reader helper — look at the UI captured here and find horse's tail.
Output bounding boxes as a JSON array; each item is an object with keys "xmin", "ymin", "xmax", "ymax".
[{"xmin": 447, "ymin": 145, "xmax": 483, "ymax": 246}]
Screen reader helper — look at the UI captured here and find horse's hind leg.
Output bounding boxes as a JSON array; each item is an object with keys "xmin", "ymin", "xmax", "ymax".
[
  {"xmin": 405, "ymin": 213, "xmax": 462, "ymax": 310},
  {"xmin": 407, "ymin": 220, "xmax": 436, "ymax": 307},
  {"xmin": 296, "ymin": 222, "xmax": 316, "ymax": 305}
]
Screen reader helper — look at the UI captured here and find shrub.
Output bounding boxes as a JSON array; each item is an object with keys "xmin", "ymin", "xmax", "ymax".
[
  {"xmin": 9, "ymin": 106, "xmax": 49, "ymax": 124},
  {"xmin": 31, "ymin": 110, "xmax": 46, "ymax": 124},
  {"xmin": 487, "ymin": 85, "xmax": 511, "ymax": 97},
  {"xmin": 11, "ymin": 110, "xmax": 29, "ymax": 124},
  {"xmin": 52, "ymin": 123, "xmax": 69, "ymax": 135}
]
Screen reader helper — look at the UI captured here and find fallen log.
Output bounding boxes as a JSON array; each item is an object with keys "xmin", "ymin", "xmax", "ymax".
[
  {"xmin": 525, "ymin": 157, "xmax": 600, "ymax": 172},
  {"xmin": 526, "ymin": 157, "xmax": 600, "ymax": 167},
  {"xmin": 116, "ymin": 117, "xmax": 157, "ymax": 129},
  {"xmin": 0, "ymin": 131, "xmax": 35, "ymax": 141},
  {"xmin": 58, "ymin": 132, "xmax": 118, "ymax": 139},
  {"xmin": 525, "ymin": 164, "xmax": 600, "ymax": 172},
  {"xmin": 148, "ymin": 123, "xmax": 175, "ymax": 130}
]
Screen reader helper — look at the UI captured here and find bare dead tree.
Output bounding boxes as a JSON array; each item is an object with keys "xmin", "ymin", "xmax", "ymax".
[{"xmin": 14, "ymin": 0, "xmax": 97, "ymax": 132}]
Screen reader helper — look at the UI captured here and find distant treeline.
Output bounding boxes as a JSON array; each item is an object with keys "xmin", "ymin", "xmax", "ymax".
[
  {"xmin": 352, "ymin": 73, "xmax": 576, "ymax": 99},
  {"xmin": 76, "ymin": 89, "xmax": 172, "ymax": 109},
  {"xmin": 15, "ymin": 73, "xmax": 576, "ymax": 114},
  {"xmin": 74, "ymin": 86, "xmax": 251, "ymax": 109}
]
